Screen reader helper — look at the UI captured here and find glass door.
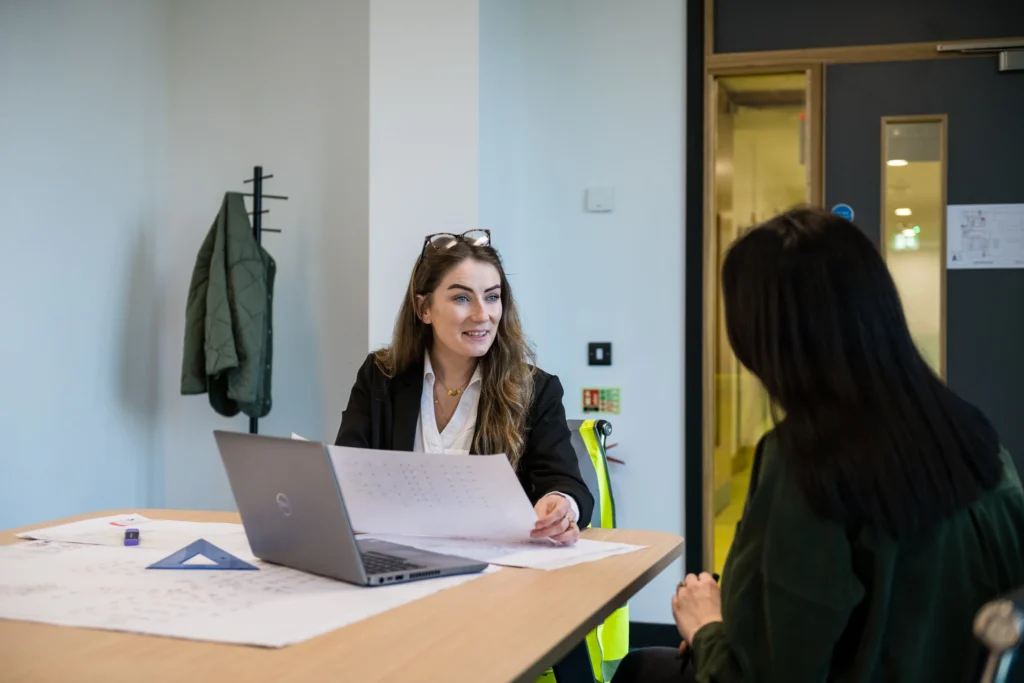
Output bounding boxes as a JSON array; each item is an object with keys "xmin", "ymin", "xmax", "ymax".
[{"xmin": 704, "ymin": 70, "xmax": 817, "ymax": 573}]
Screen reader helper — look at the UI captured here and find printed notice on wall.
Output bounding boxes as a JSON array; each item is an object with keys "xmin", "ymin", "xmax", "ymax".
[{"xmin": 947, "ymin": 203, "xmax": 1024, "ymax": 270}]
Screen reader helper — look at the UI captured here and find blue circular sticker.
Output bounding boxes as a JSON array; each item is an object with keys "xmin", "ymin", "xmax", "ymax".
[{"xmin": 831, "ymin": 203, "xmax": 855, "ymax": 221}]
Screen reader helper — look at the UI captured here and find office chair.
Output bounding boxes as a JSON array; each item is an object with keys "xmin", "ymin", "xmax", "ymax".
[{"xmin": 547, "ymin": 419, "xmax": 624, "ymax": 683}]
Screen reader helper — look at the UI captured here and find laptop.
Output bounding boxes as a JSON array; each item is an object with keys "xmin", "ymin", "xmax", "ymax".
[{"xmin": 213, "ymin": 430, "xmax": 488, "ymax": 586}]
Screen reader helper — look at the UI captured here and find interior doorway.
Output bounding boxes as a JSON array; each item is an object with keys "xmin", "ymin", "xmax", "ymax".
[{"xmin": 703, "ymin": 71, "xmax": 817, "ymax": 572}]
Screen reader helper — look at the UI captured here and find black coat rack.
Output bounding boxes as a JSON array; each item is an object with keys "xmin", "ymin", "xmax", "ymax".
[{"xmin": 242, "ymin": 165, "xmax": 287, "ymax": 434}]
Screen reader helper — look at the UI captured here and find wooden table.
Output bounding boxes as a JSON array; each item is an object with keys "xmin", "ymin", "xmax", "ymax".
[{"xmin": 0, "ymin": 510, "xmax": 683, "ymax": 683}]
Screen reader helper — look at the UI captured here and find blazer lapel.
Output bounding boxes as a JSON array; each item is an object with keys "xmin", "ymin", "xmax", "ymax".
[{"xmin": 391, "ymin": 363, "xmax": 423, "ymax": 452}]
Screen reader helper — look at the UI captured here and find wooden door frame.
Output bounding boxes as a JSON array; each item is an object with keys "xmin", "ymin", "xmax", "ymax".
[
  {"xmin": 701, "ymin": 64, "xmax": 822, "ymax": 567},
  {"xmin": 692, "ymin": 4, "xmax": 1024, "ymax": 571}
]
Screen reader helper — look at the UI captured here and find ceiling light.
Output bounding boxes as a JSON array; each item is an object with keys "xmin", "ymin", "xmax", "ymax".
[
  {"xmin": 887, "ymin": 159, "xmax": 909, "ymax": 167},
  {"xmin": 902, "ymin": 228, "xmax": 916, "ymax": 237},
  {"xmin": 895, "ymin": 208, "xmax": 912, "ymax": 216}
]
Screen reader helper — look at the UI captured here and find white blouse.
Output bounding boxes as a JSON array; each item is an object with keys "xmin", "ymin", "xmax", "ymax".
[{"xmin": 413, "ymin": 353, "xmax": 579, "ymax": 523}]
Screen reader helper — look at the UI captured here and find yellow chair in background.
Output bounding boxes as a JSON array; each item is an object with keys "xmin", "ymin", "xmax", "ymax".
[{"xmin": 538, "ymin": 419, "xmax": 628, "ymax": 683}]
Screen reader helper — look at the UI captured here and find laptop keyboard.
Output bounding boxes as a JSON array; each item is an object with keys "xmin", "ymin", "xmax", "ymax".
[{"xmin": 361, "ymin": 550, "xmax": 426, "ymax": 575}]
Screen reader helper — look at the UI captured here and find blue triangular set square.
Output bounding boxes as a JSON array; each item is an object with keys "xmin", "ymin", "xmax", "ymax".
[{"xmin": 147, "ymin": 538, "xmax": 258, "ymax": 571}]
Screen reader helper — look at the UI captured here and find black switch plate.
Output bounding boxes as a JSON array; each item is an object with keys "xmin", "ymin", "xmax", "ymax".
[{"xmin": 588, "ymin": 342, "xmax": 612, "ymax": 366}]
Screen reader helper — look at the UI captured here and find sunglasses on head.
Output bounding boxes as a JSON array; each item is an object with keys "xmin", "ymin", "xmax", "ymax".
[{"xmin": 420, "ymin": 229, "xmax": 491, "ymax": 256}]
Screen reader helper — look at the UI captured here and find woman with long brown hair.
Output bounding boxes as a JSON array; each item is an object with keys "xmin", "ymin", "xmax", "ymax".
[{"xmin": 334, "ymin": 230, "xmax": 594, "ymax": 543}]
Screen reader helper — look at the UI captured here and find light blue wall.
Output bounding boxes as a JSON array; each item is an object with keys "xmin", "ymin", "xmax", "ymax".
[
  {"xmin": 0, "ymin": 0, "xmax": 169, "ymax": 529},
  {"xmin": 479, "ymin": 0, "xmax": 686, "ymax": 625},
  {"xmin": 155, "ymin": 0, "xmax": 370, "ymax": 512},
  {"xmin": 0, "ymin": 0, "xmax": 371, "ymax": 527}
]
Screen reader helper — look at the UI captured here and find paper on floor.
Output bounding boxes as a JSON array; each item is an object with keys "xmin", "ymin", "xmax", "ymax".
[
  {"xmin": 329, "ymin": 445, "xmax": 539, "ymax": 540},
  {"xmin": 360, "ymin": 534, "xmax": 645, "ymax": 570},
  {"xmin": 0, "ymin": 540, "xmax": 495, "ymax": 648},
  {"xmin": 16, "ymin": 514, "xmax": 255, "ymax": 559}
]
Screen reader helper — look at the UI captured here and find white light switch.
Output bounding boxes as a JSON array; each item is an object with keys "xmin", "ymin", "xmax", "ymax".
[{"xmin": 585, "ymin": 187, "xmax": 614, "ymax": 213}]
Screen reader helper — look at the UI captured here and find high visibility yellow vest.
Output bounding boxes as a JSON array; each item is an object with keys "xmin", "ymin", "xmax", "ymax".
[{"xmin": 538, "ymin": 419, "xmax": 629, "ymax": 683}]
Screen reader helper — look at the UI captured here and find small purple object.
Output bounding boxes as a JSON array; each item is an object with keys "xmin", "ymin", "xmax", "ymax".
[{"xmin": 124, "ymin": 528, "xmax": 140, "ymax": 547}]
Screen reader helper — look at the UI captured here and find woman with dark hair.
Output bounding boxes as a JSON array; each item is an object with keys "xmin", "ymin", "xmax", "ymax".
[
  {"xmin": 335, "ymin": 229, "xmax": 594, "ymax": 543},
  {"xmin": 614, "ymin": 207, "xmax": 1024, "ymax": 683}
]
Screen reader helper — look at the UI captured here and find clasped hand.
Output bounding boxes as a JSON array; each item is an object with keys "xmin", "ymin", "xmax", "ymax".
[
  {"xmin": 673, "ymin": 572, "xmax": 723, "ymax": 657},
  {"xmin": 531, "ymin": 493, "xmax": 579, "ymax": 545}
]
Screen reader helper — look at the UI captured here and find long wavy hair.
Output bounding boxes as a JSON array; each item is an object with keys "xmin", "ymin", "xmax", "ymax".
[{"xmin": 374, "ymin": 240, "xmax": 536, "ymax": 469}]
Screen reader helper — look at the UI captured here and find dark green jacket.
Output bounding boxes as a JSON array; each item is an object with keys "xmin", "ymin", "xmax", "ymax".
[
  {"xmin": 180, "ymin": 192, "xmax": 275, "ymax": 419},
  {"xmin": 693, "ymin": 432, "xmax": 1024, "ymax": 683}
]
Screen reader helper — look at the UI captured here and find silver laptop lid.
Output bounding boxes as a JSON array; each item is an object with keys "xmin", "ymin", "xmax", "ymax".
[{"xmin": 213, "ymin": 430, "xmax": 369, "ymax": 585}]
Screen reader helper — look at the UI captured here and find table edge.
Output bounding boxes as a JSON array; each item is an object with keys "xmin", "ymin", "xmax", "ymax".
[
  {"xmin": 2, "ymin": 508, "xmax": 686, "ymax": 682},
  {"xmin": 513, "ymin": 535, "xmax": 684, "ymax": 682}
]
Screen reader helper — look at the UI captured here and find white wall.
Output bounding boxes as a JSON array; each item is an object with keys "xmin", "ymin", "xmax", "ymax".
[
  {"xmin": 0, "ymin": 0, "xmax": 168, "ymax": 529},
  {"xmin": 0, "ymin": 0, "xmax": 490, "ymax": 522},
  {"xmin": 478, "ymin": 0, "xmax": 528, "ymax": 282},
  {"xmin": 480, "ymin": 0, "xmax": 686, "ymax": 624},
  {"xmin": 156, "ymin": 0, "xmax": 371, "ymax": 509},
  {"xmin": 368, "ymin": 0, "xmax": 480, "ymax": 350}
]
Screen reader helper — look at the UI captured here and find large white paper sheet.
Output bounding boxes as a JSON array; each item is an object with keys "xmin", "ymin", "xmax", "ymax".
[
  {"xmin": 16, "ymin": 514, "xmax": 255, "ymax": 559},
  {"xmin": 361, "ymin": 535, "xmax": 645, "ymax": 570},
  {"xmin": 947, "ymin": 203, "xmax": 1024, "ymax": 269},
  {"xmin": 0, "ymin": 540, "xmax": 495, "ymax": 648},
  {"xmin": 329, "ymin": 446, "xmax": 539, "ymax": 540}
]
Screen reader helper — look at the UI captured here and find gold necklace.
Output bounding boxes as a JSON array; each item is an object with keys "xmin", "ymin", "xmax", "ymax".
[
  {"xmin": 436, "ymin": 374, "xmax": 471, "ymax": 397},
  {"xmin": 433, "ymin": 386, "xmax": 457, "ymax": 429}
]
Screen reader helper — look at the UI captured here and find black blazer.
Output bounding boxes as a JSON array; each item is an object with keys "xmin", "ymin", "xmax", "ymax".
[{"xmin": 334, "ymin": 353, "xmax": 595, "ymax": 529}]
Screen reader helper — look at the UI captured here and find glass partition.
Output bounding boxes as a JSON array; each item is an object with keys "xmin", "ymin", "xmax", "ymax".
[
  {"xmin": 706, "ymin": 72, "xmax": 812, "ymax": 573},
  {"xmin": 882, "ymin": 118, "xmax": 946, "ymax": 376}
]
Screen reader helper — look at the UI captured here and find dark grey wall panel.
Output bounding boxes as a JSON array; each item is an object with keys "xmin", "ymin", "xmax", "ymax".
[
  {"xmin": 715, "ymin": 0, "xmax": 1024, "ymax": 54},
  {"xmin": 825, "ymin": 58, "xmax": 1024, "ymax": 474}
]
